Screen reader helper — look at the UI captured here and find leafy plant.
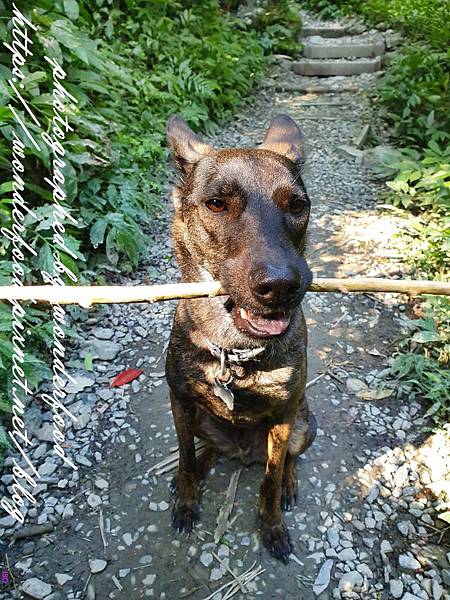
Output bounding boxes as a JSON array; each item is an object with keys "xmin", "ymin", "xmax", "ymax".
[
  {"xmin": 1, "ymin": 0, "xmax": 294, "ymax": 456},
  {"xmin": 390, "ymin": 297, "xmax": 450, "ymax": 427},
  {"xmin": 303, "ymin": 0, "xmax": 450, "ymax": 428}
]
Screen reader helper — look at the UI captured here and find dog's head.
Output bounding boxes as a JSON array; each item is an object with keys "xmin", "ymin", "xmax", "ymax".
[{"xmin": 167, "ymin": 114, "xmax": 312, "ymax": 344}]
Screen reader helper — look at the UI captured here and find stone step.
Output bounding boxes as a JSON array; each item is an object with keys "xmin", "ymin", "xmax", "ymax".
[
  {"xmin": 302, "ymin": 25, "xmax": 349, "ymax": 38},
  {"xmin": 303, "ymin": 36, "xmax": 385, "ymax": 59},
  {"xmin": 292, "ymin": 57, "xmax": 382, "ymax": 77}
]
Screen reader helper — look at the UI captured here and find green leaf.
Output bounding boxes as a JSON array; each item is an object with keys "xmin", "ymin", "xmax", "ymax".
[
  {"xmin": 64, "ymin": 0, "xmax": 80, "ymax": 20},
  {"xmin": 84, "ymin": 352, "xmax": 94, "ymax": 371},
  {"xmin": 90, "ymin": 219, "xmax": 108, "ymax": 248},
  {"xmin": 37, "ymin": 244, "xmax": 54, "ymax": 275},
  {"xmin": 0, "ymin": 181, "xmax": 13, "ymax": 195},
  {"xmin": 411, "ymin": 331, "xmax": 442, "ymax": 343}
]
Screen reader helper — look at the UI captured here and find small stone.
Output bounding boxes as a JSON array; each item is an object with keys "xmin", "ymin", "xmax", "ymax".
[
  {"xmin": 389, "ymin": 579, "xmax": 403, "ymax": 598},
  {"xmin": 0, "ymin": 515, "xmax": 16, "ymax": 528},
  {"xmin": 210, "ymin": 568, "xmax": 222, "ymax": 582},
  {"xmin": 366, "ymin": 485, "xmax": 379, "ymax": 503},
  {"xmin": 337, "ymin": 548, "xmax": 357, "ymax": 561},
  {"xmin": 22, "ymin": 578, "xmax": 53, "ymax": 599},
  {"xmin": 397, "ymin": 521, "xmax": 409, "ymax": 536},
  {"xmin": 62, "ymin": 504, "xmax": 73, "ymax": 519},
  {"xmin": 200, "ymin": 552, "xmax": 213, "ymax": 567},
  {"xmin": 38, "ymin": 461, "xmax": 57, "ymax": 477},
  {"xmin": 380, "ymin": 540, "xmax": 393, "ymax": 554},
  {"xmin": 35, "ymin": 423, "xmax": 54, "ymax": 442},
  {"xmin": 94, "ymin": 478, "xmax": 109, "ymax": 490},
  {"xmin": 143, "ymin": 574, "xmax": 156, "ymax": 586},
  {"xmin": 399, "ymin": 554, "xmax": 421, "ymax": 570},
  {"xmin": 356, "ymin": 564, "xmax": 373, "ymax": 578},
  {"xmin": 313, "ymin": 559, "xmax": 333, "ymax": 595},
  {"xmin": 441, "ymin": 570, "xmax": 450, "ymax": 586},
  {"xmin": 327, "ymin": 528, "xmax": 339, "ymax": 548},
  {"xmin": 432, "ymin": 580, "xmax": 443, "ymax": 600},
  {"xmin": 65, "ymin": 375, "xmax": 95, "ymax": 394},
  {"xmin": 119, "ymin": 569, "xmax": 131, "ymax": 578},
  {"xmin": 87, "ymin": 494, "xmax": 101, "ymax": 509},
  {"xmin": 92, "ymin": 327, "xmax": 114, "ymax": 340},
  {"xmin": 158, "ymin": 501, "xmax": 169, "ymax": 511},
  {"xmin": 85, "ymin": 340, "xmax": 121, "ymax": 361},
  {"xmin": 122, "ymin": 533, "xmax": 133, "ymax": 546},
  {"xmin": 55, "ymin": 574, "xmax": 72, "ymax": 586},
  {"xmin": 89, "ymin": 559, "xmax": 107, "ymax": 574},
  {"xmin": 338, "ymin": 571, "xmax": 363, "ymax": 592}
]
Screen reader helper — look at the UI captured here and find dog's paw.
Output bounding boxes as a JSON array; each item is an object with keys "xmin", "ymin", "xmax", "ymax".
[
  {"xmin": 281, "ymin": 478, "xmax": 298, "ymax": 512},
  {"xmin": 261, "ymin": 521, "xmax": 293, "ymax": 563},
  {"xmin": 172, "ymin": 499, "xmax": 200, "ymax": 534}
]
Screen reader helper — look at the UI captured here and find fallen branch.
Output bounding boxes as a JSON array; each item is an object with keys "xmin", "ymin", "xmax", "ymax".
[
  {"xmin": 13, "ymin": 523, "xmax": 54, "ymax": 540},
  {"xmin": 0, "ymin": 277, "xmax": 448, "ymax": 308}
]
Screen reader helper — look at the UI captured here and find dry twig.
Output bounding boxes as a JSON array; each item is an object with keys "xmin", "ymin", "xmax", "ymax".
[{"xmin": 214, "ymin": 469, "xmax": 241, "ymax": 544}]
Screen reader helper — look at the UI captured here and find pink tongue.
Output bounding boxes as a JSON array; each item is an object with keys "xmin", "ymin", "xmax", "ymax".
[{"xmin": 247, "ymin": 311, "xmax": 290, "ymax": 335}]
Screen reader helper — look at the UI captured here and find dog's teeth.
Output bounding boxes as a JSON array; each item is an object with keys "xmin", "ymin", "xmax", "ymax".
[{"xmin": 240, "ymin": 308, "xmax": 248, "ymax": 320}]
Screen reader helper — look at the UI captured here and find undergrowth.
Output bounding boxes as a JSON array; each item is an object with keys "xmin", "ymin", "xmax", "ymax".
[
  {"xmin": 0, "ymin": 0, "xmax": 301, "ymax": 459},
  {"xmin": 303, "ymin": 0, "xmax": 449, "ymax": 428}
]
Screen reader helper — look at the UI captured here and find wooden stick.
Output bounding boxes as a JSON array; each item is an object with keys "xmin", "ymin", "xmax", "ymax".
[
  {"xmin": 0, "ymin": 277, "xmax": 448, "ymax": 307},
  {"xmin": 214, "ymin": 469, "xmax": 241, "ymax": 544}
]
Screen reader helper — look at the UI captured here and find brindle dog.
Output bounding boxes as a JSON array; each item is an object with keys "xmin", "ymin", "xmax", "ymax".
[{"xmin": 165, "ymin": 114, "xmax": 317, "ymax": 562}]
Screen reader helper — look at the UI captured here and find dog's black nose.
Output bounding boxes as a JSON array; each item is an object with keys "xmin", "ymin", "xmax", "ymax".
[{"xmin": 249, "ymin": 264, "xmax": 301, "ymax": 307}]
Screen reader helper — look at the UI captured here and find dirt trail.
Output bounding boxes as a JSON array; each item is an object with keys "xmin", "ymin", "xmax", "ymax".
[{"xmin": 1, "ymin": 13, "xmax": 450, "ymax": 600}]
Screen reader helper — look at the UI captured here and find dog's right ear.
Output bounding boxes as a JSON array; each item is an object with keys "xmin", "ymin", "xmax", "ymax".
[{"xmin": 166, "ymin": 115, "xmax": 212, "ymax": 178}]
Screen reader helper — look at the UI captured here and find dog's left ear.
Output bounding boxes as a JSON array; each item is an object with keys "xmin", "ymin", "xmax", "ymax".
[
  {"xmin": 259, "ymin": 114, "xmax": 304, "ymax": 163},
  {"xmin": 166, "ymin": 115, "xmax": 213, "ymax": 177}
]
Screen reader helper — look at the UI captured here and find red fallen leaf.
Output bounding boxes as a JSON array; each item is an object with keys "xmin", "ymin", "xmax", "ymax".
[{"xmin": 110, "ymin": 368, "xmax": 143, "ymax": 388}]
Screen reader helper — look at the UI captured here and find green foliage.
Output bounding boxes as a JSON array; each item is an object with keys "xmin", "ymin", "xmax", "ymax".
[
  {"xmin": 378, "ymin": 46, "xmax": 450, "ymax": 147},
  {"xmin": 0, "ymin": 0, "xmax": 284, "ymax": 452},
  {"xmin": 304, "ymin": 0, "xmax": 450, "ymax": 427},
  {"xmin": 390, "ymin": 297, "xmax": 450, "ymax": 428},
  {"xmin": 303, "ymin": 0, "xmax": 450, "ymax": 48},
  {"xmin": 383, "ymin": 142, "xmax": 450, "ymax": 279},
  {"xmin": 248, "ymin": 1, "xmax": 303, "ymax": 55}
]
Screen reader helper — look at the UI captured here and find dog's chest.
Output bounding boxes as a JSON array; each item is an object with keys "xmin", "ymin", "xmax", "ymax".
[{"xmin": 192, "ymin": 361, "xmax": 295, "ymax": 425}]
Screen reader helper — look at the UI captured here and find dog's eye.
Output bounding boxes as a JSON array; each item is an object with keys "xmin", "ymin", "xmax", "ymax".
[
  {"xmin": 290, "ymin": 195, "xmax": 305, "ymax": 214},
  {"xmin": 205, "ymin": 198, "xmax": 226, "ymax": 213}
]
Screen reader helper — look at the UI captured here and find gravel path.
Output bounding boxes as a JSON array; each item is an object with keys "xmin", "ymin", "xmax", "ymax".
[{"xmin": 1, "ymin": 15, "xmax": 449, "ymax": 600}]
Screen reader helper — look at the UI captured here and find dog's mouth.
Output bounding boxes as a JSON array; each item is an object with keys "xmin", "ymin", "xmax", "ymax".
[{"xmin": 224, "ymin": 298, "xmax": 291, "ymax": 338}]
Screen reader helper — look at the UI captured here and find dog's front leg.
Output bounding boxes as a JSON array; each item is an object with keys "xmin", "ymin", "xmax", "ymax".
[
  {"xmin": 170, "ymin": 392, "xmax": 199, "ymax": 533},
  {"xmin": 259, "ymin": 416, "xmax": 295, "ymax": 562}
]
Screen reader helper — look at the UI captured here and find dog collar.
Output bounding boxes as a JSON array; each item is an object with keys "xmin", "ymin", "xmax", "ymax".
[
  {"xmin": 205, "ymin": 339, "xmax": 265, "ymax": 412},
  {"xmin": 205, "ymin": 339, "xmax": 265, "ymax": 366}
]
